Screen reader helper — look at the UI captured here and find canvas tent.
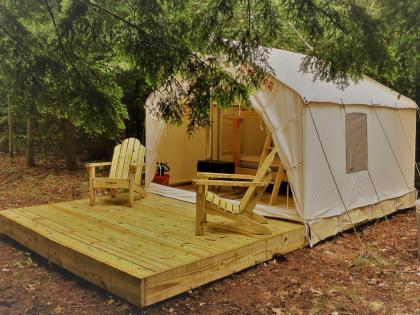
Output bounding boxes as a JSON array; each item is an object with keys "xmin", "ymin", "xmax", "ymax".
[{"xmin": 145, "ymin": 47, "xmax": 417, "ymax": 245}]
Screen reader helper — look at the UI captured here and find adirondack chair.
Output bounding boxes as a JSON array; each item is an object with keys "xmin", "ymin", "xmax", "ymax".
[
  {"xmin": 194, "ymin": 148, "xmax": 278, "ymax": 236},
  {"xmin": 85, "ymin": 138, "xmax": 146, "ymax": 207}
]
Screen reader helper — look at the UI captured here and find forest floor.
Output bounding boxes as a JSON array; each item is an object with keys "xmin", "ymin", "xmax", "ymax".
[{"xmin": 0, "ymin": 154, "xmax": 419, "ymax": 315}]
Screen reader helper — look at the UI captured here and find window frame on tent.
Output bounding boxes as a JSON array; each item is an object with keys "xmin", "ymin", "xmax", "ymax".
[{"xmin": 345, "ymin": 112, "xmax": 368, "ymax": 173}]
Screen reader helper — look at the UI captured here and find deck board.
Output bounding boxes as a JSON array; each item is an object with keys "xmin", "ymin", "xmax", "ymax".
[{"xmin": 0, "ymin": 193, "xmax": 306, "ymax": 308}]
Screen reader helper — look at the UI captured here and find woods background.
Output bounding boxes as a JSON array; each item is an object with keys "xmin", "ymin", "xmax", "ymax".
[{"xmin": 0, "ymin": 0, "xmax": 418, "ymax": 176}]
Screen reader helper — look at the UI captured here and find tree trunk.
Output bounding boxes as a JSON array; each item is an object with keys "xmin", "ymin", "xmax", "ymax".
[
  {"xmin": 7, "ymin": 95, "xmax": 15, "ymax": 162},
  {"xmin": 62, "ymin": 119, "xmax": 79, "ymax": 170},
  {"xmin": 26, "ymin": 111, "xmax": 36, "ymax": 167}
]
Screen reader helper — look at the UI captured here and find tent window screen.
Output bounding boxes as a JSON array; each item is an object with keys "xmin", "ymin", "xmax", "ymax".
[{"xmin": 345, "ymin": 113, "xmax": 368, "ymax": 173}]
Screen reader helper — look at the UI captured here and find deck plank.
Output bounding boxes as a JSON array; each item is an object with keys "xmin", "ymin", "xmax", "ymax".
[
  {"xmin": 21, "ymin": 205, "xmax": 208, "ymax": 265},
  {"xmin": 0, "ymin": 193, "xmax": 306, "ymax": 308}
]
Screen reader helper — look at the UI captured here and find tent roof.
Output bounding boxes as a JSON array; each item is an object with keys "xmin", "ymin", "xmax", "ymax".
[{"xmin": 266, "ymin": 48, "xmax": 417, "ymax": 109}]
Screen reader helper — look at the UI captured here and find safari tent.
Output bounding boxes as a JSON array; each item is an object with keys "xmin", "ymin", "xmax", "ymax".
[{"xmin": 144, "ymin": 47, "xmax": 417, "ymax": 245}]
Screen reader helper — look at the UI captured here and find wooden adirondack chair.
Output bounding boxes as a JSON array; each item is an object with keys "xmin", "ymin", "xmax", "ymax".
[
  {"xmin": 85, "ymin": 138, "xmax": 146, "ymax": 207},
  {"xmin": 194, "ymin": 148, "xmax": 278, "ymax": 236}
]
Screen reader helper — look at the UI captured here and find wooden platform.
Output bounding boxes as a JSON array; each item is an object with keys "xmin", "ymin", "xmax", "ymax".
[{"xmin": 0, "ymin": 193, "xmax": 306, "ymax": 308}]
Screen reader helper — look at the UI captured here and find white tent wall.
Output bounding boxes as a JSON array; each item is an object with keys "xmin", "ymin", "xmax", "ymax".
[
  {"xmin": 145, "ymin": 111, "xmax": 166, "ymax": 186},
  {"xmin": 157, "ymin": 123, "xmax": 206, "ymax": 185},
  {"xmin": 145, "ymin": 111, "xmax": 207, "ymax": 185},
  {"xmin": 304, "ymin": 103, "xmax": 416, "ymax": 243},
  {"xmin": 377, "ymin": 108, "xmax": 416, "ymax": 190}
]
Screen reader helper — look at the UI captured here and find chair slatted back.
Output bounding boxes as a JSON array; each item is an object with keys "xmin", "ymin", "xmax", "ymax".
[
  {"xmin": 239, "ymin": 148, "xmax": 278, "ymax": 212},
  {"xmin": 109, "ymin": 138, "xmax": 145, "ymax": 183},
  {"xmin": 133, "ymin": 142, "xmax": 146, "ymax": 184}
]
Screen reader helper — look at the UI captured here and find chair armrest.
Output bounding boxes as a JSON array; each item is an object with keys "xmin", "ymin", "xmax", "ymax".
[
  {"xmin": 197, "ymin": 172, "xmax": 255, "ymax": 180},
  {"xmin": 130, "ymin": 163, "xmax": 145, "ymax": 167},
  {"xmin": 193, "ymin": 179, "xmax": 267, "ymax": 187},
  {"xmin": 85, "ymin": 162, "xmax": 112, "ymax": 168},
  {"xmin": 129, "ymin": 163, "xmax": 145, "ymax": 173}
]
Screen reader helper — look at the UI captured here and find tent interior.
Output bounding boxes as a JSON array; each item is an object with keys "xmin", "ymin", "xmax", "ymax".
[{"xmin": 148, "ymin": 105, "xmax": 301, "ymax": 222}]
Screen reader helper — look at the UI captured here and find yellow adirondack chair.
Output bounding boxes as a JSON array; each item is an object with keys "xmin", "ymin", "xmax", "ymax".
[
  {"xmin": 85, "ymin": 138, "xmax": 146, "ymax": 207},
  {"xmin": 194, "ymin": 148, "xmax": 278, "ymax": 236}
]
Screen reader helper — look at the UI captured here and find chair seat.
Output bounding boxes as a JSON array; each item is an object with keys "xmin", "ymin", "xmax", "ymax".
[
  {"xmin": 92, "ymin": 177, "xmax": 130, "ymax": 189},
  {"xmin": 205, "ymin": 191, "xmax": 241, "ymax": 214}
]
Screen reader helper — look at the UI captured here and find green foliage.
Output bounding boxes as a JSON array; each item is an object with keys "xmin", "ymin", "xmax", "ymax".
[
  {"xmin": 364, "ymin": 0, "xmax": 419, "ymax": 103},
  {"xmin": 0, "ymin": 0, "xmax": 416, "ymax": 149},
  {"xmin": 275, "ymin": 0, "xmax": 388, "ymax": 87},
  {"xmin": 0, "ymin": 0, "xmax": 128, "ymax": 137}
]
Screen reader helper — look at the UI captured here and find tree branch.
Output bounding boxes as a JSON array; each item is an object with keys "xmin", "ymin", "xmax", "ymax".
[
  {"xmin": 40, "ymin": 0, "xmax": 91, "ymax": 88},
  {"xmin": 0, "ymin": 5, "xmax": 31, "ymax": 51},
  {"xmin": 0, "ymin": 24, "xmax": 29, "ymax": 51}
]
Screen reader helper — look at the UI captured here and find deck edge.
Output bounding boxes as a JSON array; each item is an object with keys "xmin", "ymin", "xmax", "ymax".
[{"xmin": 0, "ymin": 213, "xmax": 143, "ymax": 307}]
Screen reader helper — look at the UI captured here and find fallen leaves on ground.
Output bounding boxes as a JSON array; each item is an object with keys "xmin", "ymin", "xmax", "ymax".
[{"xmin": 0, "ymin": 154, "xmax": 419, "ymax": 314}]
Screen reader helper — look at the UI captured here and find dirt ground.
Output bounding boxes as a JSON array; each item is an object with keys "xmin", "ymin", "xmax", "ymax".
[{"xmin": 0, "ymin": 155, "xmax": 419, "ymax": 315}]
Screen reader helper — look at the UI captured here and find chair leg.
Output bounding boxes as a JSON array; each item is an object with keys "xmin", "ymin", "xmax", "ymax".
[
  {"xmin": 195, "ymin": 185, "xmax": 206, "ymax": 236},
  {"xmin": 89, "ymin": 184, "xmax": 95, "ymax": 206},
  {"xmin": 134, "ymin": 186, "xmax": 147, "ymax": 198},
  {"xmin": 87, "ymin": 167, "xmax": 96, "ymax": 206},
  {"xmin": 110, "ymin": 189, "xmax": 117, "ymax": 198},
  {"xmin": 250, "ymin": 212, "xmax": 269, "ymax": 224},
  {"xmin": 129, "ymin": 179, "xmax": 134, "ymax": 207},
  {"xmin": 207, "ymin": 208, "xmax": 272, "ymax": 235}
]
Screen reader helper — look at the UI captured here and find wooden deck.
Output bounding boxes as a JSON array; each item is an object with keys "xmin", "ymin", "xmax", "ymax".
[{"xmin": 0, "ymin": 193, "xmax": 306, "ymax": 308}]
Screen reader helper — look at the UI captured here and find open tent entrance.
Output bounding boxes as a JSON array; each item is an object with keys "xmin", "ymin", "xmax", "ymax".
[{"xmin": 145, "ymin": 105, "xmax": 301, "ymax": 222}]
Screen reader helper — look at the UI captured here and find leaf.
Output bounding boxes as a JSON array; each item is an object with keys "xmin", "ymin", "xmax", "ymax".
[
  {"xmin": 107, "ymin": 298, "xmax": 115, "ymax": 305},
  {"xmin": 370, "ymin": 301, "xmax": 384, "ymax": 312},
  {"xmin": 272, "ymin": 307, "xmax": 283, "ymax": 315}
]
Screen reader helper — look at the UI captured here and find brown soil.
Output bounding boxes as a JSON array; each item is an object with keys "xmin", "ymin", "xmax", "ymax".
[{"xmin": 0, "ymin": 155, "xmax": 419, "ymax": 315}]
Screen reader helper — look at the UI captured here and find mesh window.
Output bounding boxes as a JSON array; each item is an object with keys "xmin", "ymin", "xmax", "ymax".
[{"xmin": 346, "ymin": 113, "xmax": 368, "ymax": 173}]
